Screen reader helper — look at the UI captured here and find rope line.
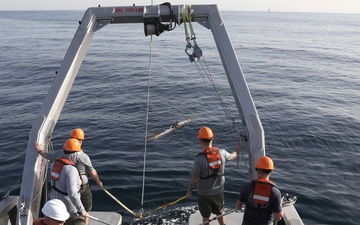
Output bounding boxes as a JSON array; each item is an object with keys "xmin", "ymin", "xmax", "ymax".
[
  {"xmin": 182, "ymin": 4, "xmax": 247, "ymax": 170},
  {"xmin": 87, "ymin": 214, "xmax": 112, "ymax": 225},
  {"xmin": 102, "ymin": 187, "xmax": 140, "ymax": 218},
  {"xmin": 198, "ymin": 209, "xmax": 237, "ymax": 225},
  {"xmin": 141, "ymin": 35, "xmax": 154, "ymax": 214},
  {"xmin": 194, "ymin": 55, "xmax": 249, "ymax": 171},
  {"xmin": 141, "ymin": 195, "xmax": 186, "ymax": 216}
]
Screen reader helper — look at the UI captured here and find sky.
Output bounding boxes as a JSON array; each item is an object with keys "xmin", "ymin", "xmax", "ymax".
[{"xmin": 1, "ymin": 0, "xmax": 360, "ymax": 13}]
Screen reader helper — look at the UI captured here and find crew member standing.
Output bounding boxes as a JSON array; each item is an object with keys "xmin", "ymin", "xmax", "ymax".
[
  {"xmin": 69, "ymin": 128, "xmax": 103, "ymax": 212},
  {"xmin": 35, "ymin": 128, "xmax": 103, "ymax": 212},
  {"xmin": 49, "ymin": 138, "xmax": 87, "ymax": 225},
  {"xmin": 186, "ymin": 126, "xmax": 238, "ymax": 225},
  {"xmin": 236, "ymin": 156, "xmax": 283, "ymax": 225}
]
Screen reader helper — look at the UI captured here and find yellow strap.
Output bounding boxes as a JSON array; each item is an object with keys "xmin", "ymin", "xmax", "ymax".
[
  {"xmin": 182, "ymin": 5, "xmax": 189, "ymax": 38},
  {"xmin": 102, "ymin": 187, "xmax": 141, "ymax": 218},
  {"xmin": 142, "ymin": 195, "xmax": 187, "ymax": 216},
  {"xmin": 182, "ymin": 5, "xmax": 195, "ymax": 38},
  {"xmin": 187, "ymin": 14, "xmax": 195, "ymax": 38},
  {"xmin": 167, "ymin": 195, "xmax": 187, "ymax": 205}
]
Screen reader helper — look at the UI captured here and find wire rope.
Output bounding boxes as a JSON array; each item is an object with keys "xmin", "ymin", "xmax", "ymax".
[
  {"xmin": 194, "ymin": 56, "xmax": 249, "ymax": 171},
  {"xmin": 140, "ymin": 35, "xmax": 153, "ymax": 214},
  {"xmin": 181, "ymin": 4, "xmax": 246, "ymax": 170}
]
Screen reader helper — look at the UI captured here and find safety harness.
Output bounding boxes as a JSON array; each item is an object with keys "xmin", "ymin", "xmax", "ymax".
[
  {"xmin": 50, "ymin": 157, "xmax": 84, "ymax": 195},
  {"xmin": 196, "ymin": 147, "xmax": 223, "ymax": 179}
]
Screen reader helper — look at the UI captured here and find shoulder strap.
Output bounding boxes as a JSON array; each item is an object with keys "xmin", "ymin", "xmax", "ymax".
[
  {"xmin": 196, "ymin": 147, "xmax": 219, "ymax": 157},
  {"xmin": 255, "ymin": 178, "xmax": 276, "ymax": 187}
]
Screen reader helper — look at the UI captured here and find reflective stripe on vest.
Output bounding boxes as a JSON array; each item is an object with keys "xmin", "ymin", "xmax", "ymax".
[
  {"xmin": 50, "ymin": 171, "xmax": 60, "ymax": 179},
  {"xmin": 253, "ymin": 178, "xmax": 276, "ymax": 205},
  {"xmin": 208, "ymin": 159, "xmax": 221, "ymax": 168}
]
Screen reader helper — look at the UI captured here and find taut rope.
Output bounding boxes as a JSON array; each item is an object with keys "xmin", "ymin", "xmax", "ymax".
[{"xmin": 140, "ymin": 34, "xmax": 154, "ymax": 215}]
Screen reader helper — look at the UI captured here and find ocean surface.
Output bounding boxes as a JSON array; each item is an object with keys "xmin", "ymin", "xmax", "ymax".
[{"xmin": 0, "ymin": 9, "xmax": 359, "ymax": 225}]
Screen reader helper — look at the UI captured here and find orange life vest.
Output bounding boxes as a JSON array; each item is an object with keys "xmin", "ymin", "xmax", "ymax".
[
  {"xmin": 33, "ymin": 218, "xmax": 45, "ymax": 225},
  {"xmin": 51, "ymin": 157, "xmax": 84, "ymax": 195},
  {"xmin": 196, "ymin": 147, "xmax": 223, "ymax": 179},
  {"xmin": 252, "ymin": 178, "xmax": 276, "ymax": 206}
]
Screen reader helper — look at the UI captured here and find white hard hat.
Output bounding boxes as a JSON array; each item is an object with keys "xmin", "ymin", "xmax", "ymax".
[{"xmin": 42, "ymin": 199, "xmax": 70, "ymax": 221}]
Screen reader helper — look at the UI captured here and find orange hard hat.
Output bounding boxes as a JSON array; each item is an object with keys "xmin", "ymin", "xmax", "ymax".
[
  {"xmin": 63, "ymin": 138, "xmax": 82, "ymax": 152},
  {"xmin": 198, "ymin": 126, "xmax": 214, "ymax": 139},
  {"xmin": 70, "ymin": 128, "xmax": 85, "ymax": 140},
  {"xmin": 255, "ymin": 156, "xmax": 274, "ymax": 170}
]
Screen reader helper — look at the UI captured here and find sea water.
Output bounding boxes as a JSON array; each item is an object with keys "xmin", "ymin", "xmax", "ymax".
[{"xmin": 0, "ymin": 10, "xmax": 359, "ymax": 225}]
